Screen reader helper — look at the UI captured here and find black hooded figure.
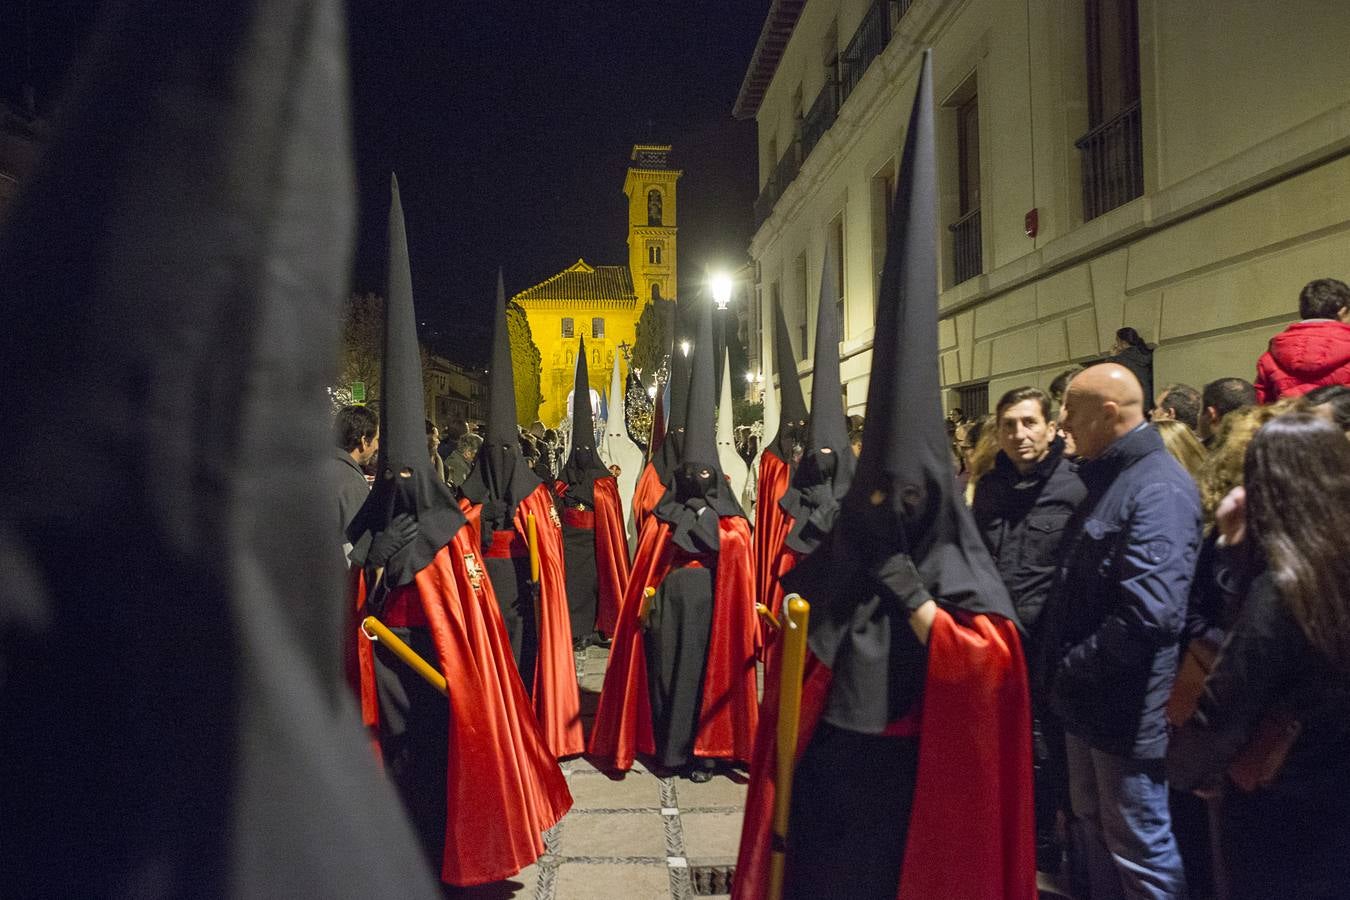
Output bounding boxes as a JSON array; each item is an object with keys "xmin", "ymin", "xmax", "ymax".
[
  {"xmin": 556, "ymin": 338, "xmax": 631, "ymax": 646},
  {"xmin": 459, "ymin": 273, "xmax": 584, "ymax": 759},
  {"xmin": 590, "ymin": 295, "xmax": 760, "ymax": 781},
  {"xmin": 344, "ymin": 175, "xmax": 465, "ymax": 866},
  {"xmin": 753, "ymin": 299, "xmax": 810, "ymax": 619},
  {"xmin": 0, "ymin": 3, "xmax": 441, "ymax": 895},
  {"xmin": 460, "ymin": 271, "xmax": 545, "ymax": 683},
  {"xmin": 632, "ymin": 298, "xmax": 696, "ymax": 535},
  {"xmin": 736, "ymin": 51, "xmax": 1036, "ymax": 900},
  {"xmin": 778, "ymin": 240, "xmax": 856, "ymax": 558}
]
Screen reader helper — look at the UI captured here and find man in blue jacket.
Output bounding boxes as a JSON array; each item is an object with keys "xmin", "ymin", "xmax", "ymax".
[{"xmin": 1047, "ymin": 363, "xmax": 1201, "ymax": 900}]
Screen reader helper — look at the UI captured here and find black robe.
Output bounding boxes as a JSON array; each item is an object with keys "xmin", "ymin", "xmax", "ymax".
[{"xmin": 643, "ymin": 563, "xmax": 716, "ymax": 768}]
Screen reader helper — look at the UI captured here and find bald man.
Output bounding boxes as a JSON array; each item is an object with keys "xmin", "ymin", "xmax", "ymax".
[{"xmin": 1044, "ymin": 363, "xmax": 1201, "ymax": 900}]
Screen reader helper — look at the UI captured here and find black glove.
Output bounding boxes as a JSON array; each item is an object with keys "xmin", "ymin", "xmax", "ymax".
[{"xmin": 366, "ymin": 513, "xmax": 418, "ymax": 568}]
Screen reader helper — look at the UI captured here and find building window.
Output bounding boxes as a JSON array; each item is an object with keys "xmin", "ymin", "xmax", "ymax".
[
  {"xmin": 648, "ymin": 244, "xmax": 662, "ymax": 265},
  {"xmin": 828, "ymin": 214, "xmax": 846, "ymax": 339},
  {"xmin": 561, "ymin": 317, "xmax": 574, "ymax": 338},
  {"xmin": 871, "ymin": 161, "xmax": 896, "ymax": 299},
  {"xmin": 651, "ymin": 283, "xmax": 661, "ymax": 301},
  {"xmin": 592, "ymin": 317, "xmax": 605, "ymax": 339},
  {"xmin": 769, "ymin": 280, "xmax": 782, "ymax": 363},
  {"xmin": 957, "ymin": 382, "xmax": 990, "ymax": 417},
  {"xmin": 647, "ymin": 189, "xmax": 663, "ymax": 225},
  {"xmin": 949, "ymin": 91, "xmax": 983, "ymax": 285},
  {"xmin": 1077, "ymin": 0, "xmax": 1143, "ymax": 220}
]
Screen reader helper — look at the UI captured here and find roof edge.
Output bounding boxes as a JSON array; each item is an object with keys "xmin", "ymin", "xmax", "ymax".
[{"xmin": 732, "ymin": 0, "xmax": 807, "ymax": 121}]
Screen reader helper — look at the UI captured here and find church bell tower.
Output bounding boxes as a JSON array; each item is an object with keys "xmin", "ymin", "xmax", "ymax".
[{"xmin": 623, "ymin": 144, "xmax": 681, "ymax": 307}]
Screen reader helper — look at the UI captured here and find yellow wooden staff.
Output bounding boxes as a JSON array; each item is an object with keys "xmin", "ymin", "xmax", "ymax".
[
  {"xmin": 637, "ymin": 586, "xmax": 657, "ymax": 626},
  {"xmin": 527, "ymin": 513, "xmax": 540, "ymax": 583},
  {"xmin": 768, "ymin": 594, "xmax": 811, "ymax": 900},
  {"xmin": 361, "ymin": 616, "xmax": 448, "ymax": 697}
]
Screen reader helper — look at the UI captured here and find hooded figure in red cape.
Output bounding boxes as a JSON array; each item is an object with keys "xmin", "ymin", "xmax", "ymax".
[
  {"xmin": 754, "ymin": 301, "xmax": 809, "ymax": 623},
  {"xmin": 458, "ymin": 272, "xmax": 584, "ymax": 758},
  {"xmin": 347, "ymin": 186, "xmax": 570, "ymax": 886},
  {"xmin": 0, "ymin": 5, "xmax": 445, "ymax": 894},
  {"xmin": 632, "ymin": 300, "xmax": 694, "ymax": 537},
  {"xmin": 760, "ymin": 241, "xmax": 855, "ymax": 685},
  {"xmin": 556, "ymin": 337, "xmax": 631, "ymax": 645},
  {"xmin": 590, "ymin": 295, "xmax": 759, "ymax": 780},
  {"xmin": 734, "ymin": 51, "xmax": 1036, "ymax": 900}
]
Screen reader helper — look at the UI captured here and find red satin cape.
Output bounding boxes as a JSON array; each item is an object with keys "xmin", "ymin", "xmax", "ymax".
[
  {"xmin": 630, "ymin": 461, "xmax": 666, "ymax": 543},
  {"xmin": 588, "ymin": 515, "xmax": 759, "ymax": 772},
  {"xmin": 590, "ymin": 477, "xmax": 631, "ymax": 635},
  {"xmin": 752, "ymin": 451, "xmax": 793, "ymax": 662},
  {"xmin": 732, "ymin": 608, "xmax": 1036, "ymax": 900},
  {"xmin": 462, "ymin": 485, "xmax": 585, "ymax": 758},
  {"xmin": 354, "ymin": 535, "xmax": 572, "ymax": 886}
]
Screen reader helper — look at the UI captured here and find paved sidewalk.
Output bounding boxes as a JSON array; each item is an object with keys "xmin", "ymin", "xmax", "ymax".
[{"xmin": 446, "ymin": 644, "xmax": 747, "ymax": 900}]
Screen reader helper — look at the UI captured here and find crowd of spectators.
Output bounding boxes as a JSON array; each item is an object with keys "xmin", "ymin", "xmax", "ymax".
[{"xmin": 956, "ymin": 277, "xmax": 1350, "ymax": 900}]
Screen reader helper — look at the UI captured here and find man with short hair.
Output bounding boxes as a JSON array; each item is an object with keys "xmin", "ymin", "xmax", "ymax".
[
  {"xmin": 1255, "ymin": 277, "xmax": 1350, "ymax": 402},
  {"xmin": 444, "ymin": 430, "xmax": 481, "ymax": 490},
  {"xmin": 1150, "ymin": 383, "xmax": 1200, "ymax": 431},
  {"xmin": 1199, "ymin": 377, "xmax": 1257, "ymax": 443},
  {"xmin": 334, "ymin": 404, "xmax": 378, "ymax": 557},
  {"xmin": 1047, "ymin": 363, "xmax": 1201, "ymax": 900},
  {"xmin": 425, "ymin": 419, "xmax": 445, "ymax": 482},
  {"xmin": 973, "ymin": 386, "xmax": 1086, "ymax": 872}
]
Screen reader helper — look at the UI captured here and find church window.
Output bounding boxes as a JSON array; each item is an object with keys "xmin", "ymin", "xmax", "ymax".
[
  {"xmin": 592, "ymin": 317, "xmax": 605, "ymax": 339},
  {"xmin": 647, "ymin": 189, "xmax": 663, "ymax": 225},
  {"xmin": 648, "ymin": 243, "xmax": 662, "ymax": 265},
  {"xmin": 561, "ymin": 317, "xmax": 574, "ymax": 338}
]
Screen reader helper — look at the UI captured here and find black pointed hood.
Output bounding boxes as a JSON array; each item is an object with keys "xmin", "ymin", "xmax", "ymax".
[
  {"xmin": 459, "ymin": 270, "xmax": 541, "ymax": 542},
  {"xmin": 780, "ymin": 241, "xmax": 855, "ymax": 554},
  {"xmin": 559, "ymin": 336, "xmax": 610, "ymax": 506},
  {"xmin": 654, "ymin": 295, "xmax": 743, "ymax": 553},
  {"xmin": 783, "ymin": 51, "xmax": 1015, "ymax": 733},
  {"xmin": 652, "ymin": 298, "xmax": 694, "ymax": 479},
  {"xmin": 766, "ymin": 298, "xmax": 808, "ymax": 462},
  {"xmin": 0, "ymin": 2, "xmax": 438, "ymax": 894},
  {"xmin": 347, "ymin": 175, "xmax": 464, "ymax": 586}
]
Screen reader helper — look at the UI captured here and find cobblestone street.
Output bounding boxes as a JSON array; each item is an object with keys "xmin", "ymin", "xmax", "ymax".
[{"xmin": 446, "ymin": 645, "xmax": 746, "ymax": 900}]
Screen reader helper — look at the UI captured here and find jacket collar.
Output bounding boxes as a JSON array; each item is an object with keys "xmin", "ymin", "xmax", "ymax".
[
  {"xmin": 993, "ymin": 434, "xmax": 1066, "ymax": 484},
  {"xmin": 1078, "ymin": 421, "xmax": 1157, "ymax": 482},
  {"xmin": 335, "ymin": 447, "xmax": 365, "ymax": 477}
]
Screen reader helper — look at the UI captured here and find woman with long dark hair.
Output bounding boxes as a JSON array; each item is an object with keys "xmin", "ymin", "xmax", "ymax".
[{"xmin": 1168, "ymin": 414, "xmax": 1350, "ymax": 899}]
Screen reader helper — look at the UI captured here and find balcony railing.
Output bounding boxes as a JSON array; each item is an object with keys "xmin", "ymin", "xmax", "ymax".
[
  {"xmin": 841, "ymin": 0, "xmax": 900, "ymax": 103},
  {"xmin": 753, "ymin": 0, "xmax": 916, "ymax": 229},
  {"xmin": 754, "ymin": 136, "xmax": 804, "ymax": 227},
  {"xmin": 1075, "ymin": 101, "xmax": 1143, "ymax": 221},
  {"xmin": 948, "ymin": 207, "xmax": 983, "ymax": 285},
  {"xmin": 801, "ymin": 81, "xmax": 839, "ymax": 162}
]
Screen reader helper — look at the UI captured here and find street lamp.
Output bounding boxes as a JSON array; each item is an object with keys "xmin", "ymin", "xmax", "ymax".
[
  {"xmin": 710, "ymin": 271, "xmax": 734, "ymax": 310},
  {"xmin": 679, "ymin": 339, "xmax": 691, "ymax": 357}
]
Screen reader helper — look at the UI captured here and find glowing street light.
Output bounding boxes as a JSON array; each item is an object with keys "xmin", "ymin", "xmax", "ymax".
[
  {"xmin": 710, "ymin": 271, "xmax": 734, "ymax": 310},
  {"xmin": 679, "ymin": 339, "xmax": 691, "ymax": 357}
]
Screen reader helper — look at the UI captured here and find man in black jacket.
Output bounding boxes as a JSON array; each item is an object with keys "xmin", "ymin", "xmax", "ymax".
[
  {"xmin": 334, "ymin": 404, "xmax": 378, "ymax": 561},
  {"xmin": 973, "ymin": 385, "xmax": 1086, "ymax": 872}
]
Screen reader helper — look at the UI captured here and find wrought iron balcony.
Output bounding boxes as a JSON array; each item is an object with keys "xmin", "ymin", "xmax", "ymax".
[
  {"xmin": 754, "ymin": 139, "xmax": 804, "ymax": 228},
  {"xmin": 948, "ymin": 207, "xmax": 983, "ymax": 285},
  {"xmin": 1075, "ymin": 101, "xmax": 1143, "ymax": 221},
  {"xmin": 801, "ymin": 81, "xmax": 839, "ymax": 162},
  {"xmin": 841, "ymin": 0, "xmax": 905, "ymax": 104}
]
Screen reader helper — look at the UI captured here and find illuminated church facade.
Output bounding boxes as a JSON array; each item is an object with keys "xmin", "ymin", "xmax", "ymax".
[{"xmin": 515, "ymin": 144, "xmax": 680, "ymax": 427}]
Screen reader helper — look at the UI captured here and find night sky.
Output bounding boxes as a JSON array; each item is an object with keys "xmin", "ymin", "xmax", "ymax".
[{"xmin": 3, "ymin": 2, "xmax": 768, "ymax": 366}]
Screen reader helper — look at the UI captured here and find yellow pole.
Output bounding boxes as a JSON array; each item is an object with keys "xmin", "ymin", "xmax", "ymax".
[
  {"xmin": 755, "ymin": 602, "xmax": 781, "ymax": 633},
  {"xmin": 637, "ymin": 586, "xmax": 656, "ymax": 626},
  {"xmin": 768, "ymin": 594, "xmax": 810, "ymax": 900},
  {"xmin": 360, "ymin": 616, "xmax": 448, "ymax": 697},
  {"xmin": 527, "ymin": 513, "xmax": 540, "ymax": 583}
]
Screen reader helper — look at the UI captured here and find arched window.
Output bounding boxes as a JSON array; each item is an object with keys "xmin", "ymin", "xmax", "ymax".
[
  {"xmin": 647, "ymin": 243, "xmax": 662, "ymax": 265},
  {"xmin": 647, "ymin": 189, "xmax": 662, "ymax": 225},
  {"xmin": 651, "ymin": 283, "xmax": 661, "ymax": 301}
]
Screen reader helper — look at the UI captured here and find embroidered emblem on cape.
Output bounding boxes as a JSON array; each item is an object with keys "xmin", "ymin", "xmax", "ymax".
[
  {"xmin": 464, "ymin": 552, "xmax": 484, "ymax": 592},
  {"xmin": 548, "ymin": 505, "xmax": 562, "ymax": 529}
]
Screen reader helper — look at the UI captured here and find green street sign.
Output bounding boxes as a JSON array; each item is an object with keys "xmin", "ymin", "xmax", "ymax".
[{"xmin": 351, "ymin": 382, "xmax": 366, "ymax": 403}]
